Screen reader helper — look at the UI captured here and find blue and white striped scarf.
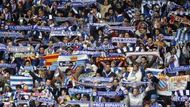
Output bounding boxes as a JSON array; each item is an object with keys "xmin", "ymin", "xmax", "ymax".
[
  {"xmin": 80, "ymin": 77, "xmax": 113, "ymax": 83},
  {"xmin": 50, "ymin": 31, "xmax": 81, "ymax": 37},
  {"xmin": 68, "ymin": 88, "xmax": 93, "ymax": 95},
  {"xmin": 0, "ymin": 32, "xmax": 22, "ymax": 38},
  {"xmin": 68, "ymin": 101, "xmax": 126, "ymax": 107},
  {"xmin": 112, "ymin": 37, "xmax": 137, "ymax": 43},
  {"xmin": 165, "ymin": 65, "xmax": 190, "ymax": 73},
  {"xmin": 7, "ymin": 25, "xmax": 67, "ymax": 32},
  {"xmin": 86, "ymin": 45, "xmax": 115, "ymax": 50},
  {"xmin": 175, "ymin": 28, "xmax": 190, "ymax": 43},
  {"xmin": 0, "ymin": 63, "xmax": 17, "ymax": 68},
  {"xmin": 96, "ymin": 91, "xmax": 123, "ymax": 97},
  {"xmin": 53, "ymin": 42, "xmax": 82, "ymax": 48}
]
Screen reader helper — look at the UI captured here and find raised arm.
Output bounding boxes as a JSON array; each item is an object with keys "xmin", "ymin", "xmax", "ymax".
[{"xmin": 100, "ymin": 61, "xmax": 107, "ymax": 68}]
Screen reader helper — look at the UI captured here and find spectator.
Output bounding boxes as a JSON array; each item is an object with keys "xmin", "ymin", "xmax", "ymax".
[{"xmin": 127, "ymin": 63, "xmax": 142, "ymax": 82}]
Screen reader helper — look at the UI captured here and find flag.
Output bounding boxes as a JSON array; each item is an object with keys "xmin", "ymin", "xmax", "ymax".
[
  {"xmin": 57, "ymin": 54, "xmax": 88, "ymax": 63},
  {"xmin": 43, "ymin": 54, "xmax": 60, "ymax": 67},
  {"xmin": 58, "ymin": 54, "xmax": 88, "ymax": 71},
  {"xmin": 10, "ymin": 76, "xmax": 33, "ymax": 90}
]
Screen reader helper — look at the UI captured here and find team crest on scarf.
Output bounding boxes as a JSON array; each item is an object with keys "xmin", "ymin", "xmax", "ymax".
[
  {"xmin": 70, "ymin": 56, "xmax": 78, "ymax": 62},
  {"xmin": 157, "ymin": 74, "xmax": 169, "ymax": 91}
]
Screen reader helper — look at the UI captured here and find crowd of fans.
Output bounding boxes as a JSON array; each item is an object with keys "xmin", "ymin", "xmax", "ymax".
[{"xmin": 0, "ymin": 0, "xmax": 190, "ymax": 107}]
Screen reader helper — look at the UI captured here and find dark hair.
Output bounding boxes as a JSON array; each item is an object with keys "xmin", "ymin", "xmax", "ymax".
[
  {"xmin": 104, "ymin": 12, "xmax": 109, "ymax": 18},
  {"xmin": 65, "ymin": 68, "xmax": 72, "ymax": 73},
  {"xmin": 61, "ymin": 88, "xmax": 69, "ymax": 95},
  {"xmin": 141, "ymin": 56, "xmax": 147, "ymax": 60},
  {"xmin": 146, "ymin": 71, "xmax": 153, "ymax": 74},
  {"xmin": 73, "ymin": 104, "xmax": 81, "ymax": 107},
  {"xmin": 16, "ymin": 85, "xmax": 22, "ymax": 89},
  {"xmin": 24, "ymin": 60, "xmax": 30, "ymax": 65},
  {"xmin": 82, "ymin": 94, "xmax": 90, "ymax": 100},
  {"xmin": 132, "ymin": 63, "xmax": 139, "ymax": 67}
]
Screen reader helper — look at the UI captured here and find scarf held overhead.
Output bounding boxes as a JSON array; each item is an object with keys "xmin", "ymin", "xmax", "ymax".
[
  {"xmin": 96, "ymin": 56, "xmax": 126, "ymax": 62},
  {"xmin": 80, "ymin": 77, "xmax": 113, "ymax": 82},
  {"xmin": 112, "ymin": 37, "xmax": 137, "ymax": 43}
]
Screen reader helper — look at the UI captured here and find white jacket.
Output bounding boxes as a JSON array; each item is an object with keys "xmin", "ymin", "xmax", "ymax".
[
  {"xmin": 127, "ymin": 69, "xmax": 142, "ymax": 82},
  {"xmin": 128, "ymin": 92, "xmax": 145, "ymax": 107}
]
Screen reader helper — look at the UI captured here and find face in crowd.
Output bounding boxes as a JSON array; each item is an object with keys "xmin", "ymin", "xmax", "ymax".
[
  {"xmin": 132, "ymin": 88, "xmax": 139, "ymax": 96},
  {"xmin": 105, "ymin": 64, "xmax": 111, "ymax": 73}
]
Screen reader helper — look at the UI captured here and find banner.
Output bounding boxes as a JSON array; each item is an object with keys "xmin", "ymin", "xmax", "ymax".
[
  {"xmin": 169, "ymin": 75, "xmax": 189, "ymax": 91},
  {"xmin": 7, "ymin": 46, "xmax": 32, "ymax": 53},
  {"xmin": 86, "ymin": 45, "xmax": 115, "ymax": 50},
  {"xmin": 58, "ymin": 54, "xmax": 88, "ymax": 71},
  {"xmin": 163, "ymin": 36, "xmax": 175, "ymax": 40},
  {"xmin": 7, "ymin": 25, "xmax": 67, "ymax": 32},
  {"xmin": 73, "ymin": 51, "xmax": 103, "ymax": 57},
  {"xmin": 112, "ymin": 37, "xmax": 137, "ymax": 43},
  {"xmin": 80, "ymin": 77, "xmax": 113, "ymax": 82},
  {"xmin": 96, "ymin": 56, "xmax": 126, "ymax": 62},
  {"xmin": 125, "ymin": 51, "xmax": 160, "ymax": 57},
  {"xmin": 71, "ymin": 0, "xmax": 96, "ymax": 2},
  {"xmin": 34, "ymin": 26, "xmax": 51, "ymax": 32},
  {"xmin": 122, "ymin": 81, "xmax": 148, "ymax": 88},
  {"xmin": 51, "ymin": 26, "xmax": 67, "ymax": 31},
  {"xmin": 142, "ymin": 0, "xmax": 166, "ymax": 5},
  {"xmin": 172, "ymin": 96, "xmax": 189, "ymax": 102},
  {"xmin": 68, "ymin": 101, "xmax": 126, "ymax": 107},
  {"xmin": 75, "ymin": 81, "xmax": 112, "ymax": 88},
  {"xmin": 68, "ymin": 88, "xmax": 93, "ymax": 95},
  {"xmin": 7, "ymin": 25, "xmax": 33, "ymax": 31},
  {"xmin": 53, "ymin": 42, "xmax": 82, "ymax": 48},
  {"xmin": 93, "ymin": 102, "xmax": 125, "ymax": 107},
  {"xmin": 105, "ymin": 22, "xmax": 123, "ymax": 26},
  {"xmin": 0, "ymin": 43, "xmax": 6, "ymax": 51},
  {"xmin": 96, "ymin": 91, "xmax": 123, "ymax": 97},
  {"xmin": 14, "ymin": 53, "xmax": 35, "ymax": 58},
  {"xmin": 10, "ymin": 76, "xmax": 33, "ymax": 90},
  {"xmin": 171, "ymin": 11, "xmax": 190, "ymax": 16},
  {"xmin": 32, "ymin": 92, "xmax": 47, "ymax": 97},
  {"xmin": 15, "ymin": 92, "xmax": 31, "ymax": 106},
  {"xmin": 89, "ymin": 23, "xmax": 107, "ymax": 27},
  {"xmin": 67, "ymin": 101, "xmax": 89, "ymax": 107},
  {"xmin": 106, "ymin": 53, "xmax": 125, "ymax": 57},
  {"xmin": 0, "ymin": 63, "xmax": 16, "ymax": 68},
  {"xmin": 0, "ymin": 32, "xmax": 23, "ymax": 38},
  {"xmin": 22, "ymin": 66, "xmax": 35, "ymax": 71},
  {"xmin": 145, "ymin": 68, "xmax": 164, "ymax": 75},
  {"xmin": 59, "ymin": 0, "xmax": 96, "ymax": 7},
  {"xmin": 50, "ymin": 31, "xmax": 81, "ymax": 37},
  {"xmin": 172, "ymin": 89, "xmax": 190, "ymax": 101},
  {"xmin": 30, "ymin": 96, "xmax": 56, "ymax": 105},
  {"xmin": 78, "ymin": 72, "xmax": 96, "ymax": 80},
  {"xmin": 165, "ymin": 66, "xmax": 190, "ymax": 73},
  {"xmin": 57, "ymin": 2, "xmax": 85, "ymax": 8},
  {"xmin": 54, "ymin": 17, "xmax": 76, "ymax": 22},
  {"xmin": 15, "ymin": 100, "xmax": 30, "ymax": 106},
  {"xmin": 58, "ymin": 54, "xmax": 88, "ymax": 62},
  {"xmin": 109, "ymin": 26, "xmax": 136, "ymax": 31}
]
